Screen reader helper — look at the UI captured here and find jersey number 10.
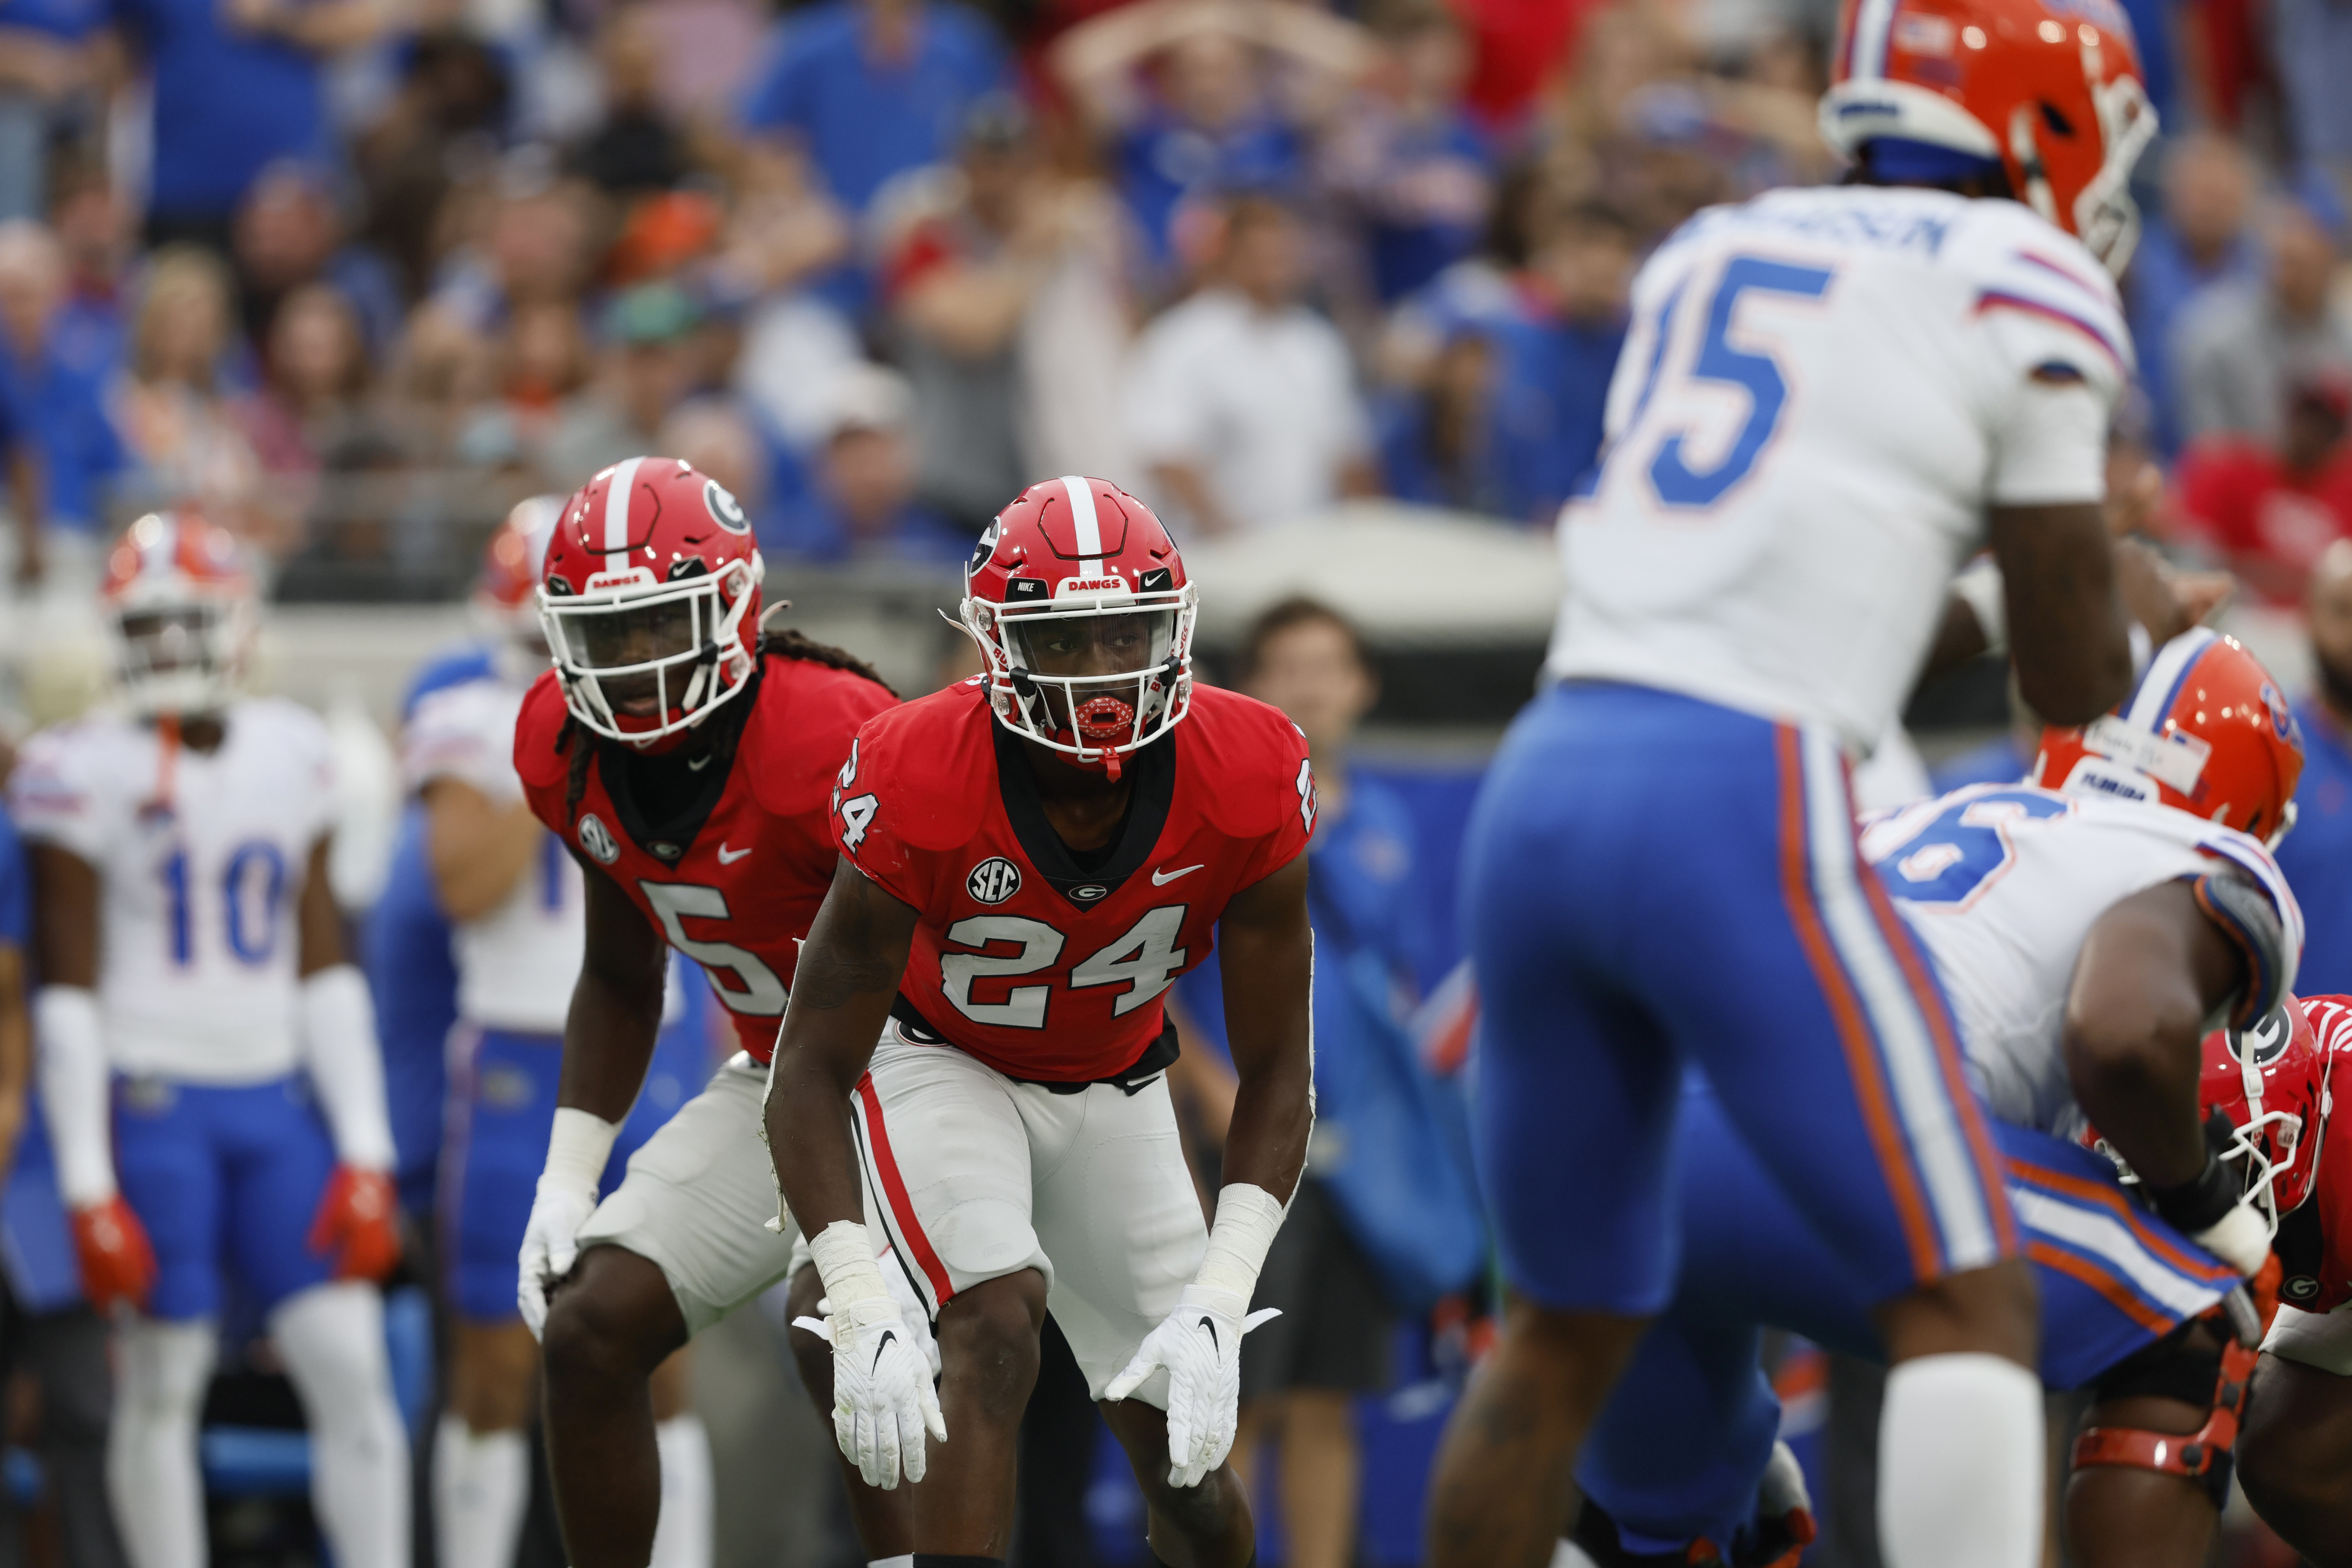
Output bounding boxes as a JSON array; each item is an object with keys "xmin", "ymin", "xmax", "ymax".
[{"xmin": 159, "ymin": 840, "xmax": 289, "ymax": 968}]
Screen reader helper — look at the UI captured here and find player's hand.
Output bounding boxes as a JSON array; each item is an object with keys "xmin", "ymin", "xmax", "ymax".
[
  {"xmin": 1103, "ymin": 1284, "xmax": 1280, "ymax": 1488},
  {"xmin": 308, "ymin": 1166, "xmax": 400, "ymax": 1283},
  {"xmin": 70, "ymin": 1196, "xmax": 155, "ymax": 1314},
  {"xmin": 517, "ymin": 1179, "xmax": 599, "ymax": 1340},
  {"xmin": 793, "ymin": 1293, "xmax": 945, "ymax": 1489}
]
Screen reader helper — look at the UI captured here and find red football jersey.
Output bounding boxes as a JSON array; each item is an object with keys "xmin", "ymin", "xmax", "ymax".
[
  {"xmin": 2277, "ymin": 995, "xmax": 2352, "ymax": 1313},
  {"xmin": 517, "ymin": 650, "xmax": 897, "ymax": 1063},
  {"xmin": 834, "ymin": 680, "xmax": 1315, "ymax": 1083}
]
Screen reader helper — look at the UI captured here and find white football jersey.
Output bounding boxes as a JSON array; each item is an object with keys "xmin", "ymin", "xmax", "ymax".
[
  {"xmin": 10, "ymin": 699, "xmax": 337, "ymax": 1082},
  {"xmin": 403, "ymin": 676, "xmax": 583, "ymax": 1036},
  {"xmin": 1548, "ymin": 186, "xmax": 2132, "ymax": 752},
  {"xmin": 1861, "ymin": 783, "xmax": 2302, "ymax": 1137}
]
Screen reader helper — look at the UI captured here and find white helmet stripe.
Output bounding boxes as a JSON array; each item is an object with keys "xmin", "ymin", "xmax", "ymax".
[
  {"xmin": 2125, "ymin": 625, "xmax": 2219, "ymax": 730},
  {"xmin": 1060, "ymin": 474, "xmax": 1103, "ymax": 576},
  {"xmin": 1852, "ymin": 0, "xmax": 1898, "ymax": 81},
  {"xmin": 143, "ymin": 515, "xmax": 178, "ymax": 577},
  {"xmin": 603, "ymin": 456, "xmax": 645, "ymax": 560}
]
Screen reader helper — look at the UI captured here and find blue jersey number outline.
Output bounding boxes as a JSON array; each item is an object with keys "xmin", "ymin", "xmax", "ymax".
[
  {"xmin": 1634, "ymin": 255, "xmax": 1835, "ymax": 509},
  {"xmin": 160, "ymin": 838, "xmax": 290, "ymax": 968},
  {"xmin": 1869, "ymin": 789, "xmax": 2072, "ymax": 906}
]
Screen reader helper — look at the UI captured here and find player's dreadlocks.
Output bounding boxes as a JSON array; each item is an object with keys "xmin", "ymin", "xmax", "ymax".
[{"xmin": 556, "ymin": 628, "xmax": 897, "ymax": 818}]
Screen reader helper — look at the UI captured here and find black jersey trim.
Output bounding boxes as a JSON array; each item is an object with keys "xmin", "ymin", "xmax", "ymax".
[
  {"xmin": 987, "ymin": 717, "xmax": 1176, "ymax": 907},
  {"xmin": 597, "ymin": 657, "xmax": 765, "ymax": 865},
  {"xmin": 889, "ymin": 992, "xmax": 1180, "ymax": 1094}
]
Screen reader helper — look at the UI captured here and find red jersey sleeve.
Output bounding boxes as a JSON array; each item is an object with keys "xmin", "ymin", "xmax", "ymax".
[
  {"xmin": 830, "ymin": 683, "xmax": 994, "ymax": 912},
  {"xmin": 1185, "ymin": 688, "xmax": 1317, "ymax": 888},
  {"xmin": 513, "ymin": 672, "xmax": 576, "ymax": 837}
]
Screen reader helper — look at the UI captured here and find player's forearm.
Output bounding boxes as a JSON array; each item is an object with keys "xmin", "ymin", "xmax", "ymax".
[
  {"xmin": 1990, "ymin": 499, "xmax": 2133, "ymax": 726},
  {"xmin": 767, "ymin": 1049, "xmax": 871, "ymax": 1237},
  {"xmin": 556, "ymin": 970, "xmax": 664, "ymax": 1124},
  {"xmin": 1221, "ymin": 1055, "xmax": 1311, "ymax": 1202},
  {"xmin": 424, "ymin": 785, "xmax": 541, "ymax": 922},
  {"xmin": 34, "ymin": 985, "xmax": 112, "ymax": 1205}
]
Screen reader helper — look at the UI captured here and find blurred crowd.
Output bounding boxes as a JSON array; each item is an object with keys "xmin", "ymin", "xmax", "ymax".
[{"xmin": 0, "ymin": 0, "xmax": 1860, "ymax": 597}]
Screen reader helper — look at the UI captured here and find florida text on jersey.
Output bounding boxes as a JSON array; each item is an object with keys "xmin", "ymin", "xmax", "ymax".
[{"xmin": 831, "ymin": 678, "xmax": 1315, "ymax": 1082}]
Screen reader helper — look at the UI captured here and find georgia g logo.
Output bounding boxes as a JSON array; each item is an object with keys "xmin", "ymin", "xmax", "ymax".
[
  {"xmin": 704, "ymin": 480, "xmax": 749, "ymax": 534},
  {"xmin": 578, "ymin": 812, "xmax": 621, "ymax": 865},
  {"xmin": 967, "ymin": 857, "xmax": 1021, "ymax": 905},
  {"xmin": 970, "ymin": 518, "xmax": 1000, "ymax": 573},
  {"xmin": 2228, "ymin": 1005, "xmax": 2296, "ymax": 1069}
]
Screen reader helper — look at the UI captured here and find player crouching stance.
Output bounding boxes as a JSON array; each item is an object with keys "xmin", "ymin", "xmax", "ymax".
[
  {"xmin": 512, "ymin": 459, "xmax": 900, "ymax": 1568},
  {"xmin": 8, "ymin": 514, "xmax": 408, "ymax": 1568},
  {"xmin": 768, "ymin": 477, "xmax": 1316, "ymax": 1568}
]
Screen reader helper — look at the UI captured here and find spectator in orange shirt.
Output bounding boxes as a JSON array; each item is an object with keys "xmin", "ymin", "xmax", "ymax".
[{"xmin": 2172, "ymin": 367, "xmax": 2352, "ymax": 604}]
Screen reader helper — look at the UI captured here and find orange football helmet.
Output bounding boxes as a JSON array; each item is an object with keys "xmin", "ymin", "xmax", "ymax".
[
  {"xmin": 100, "ymin": 510, "xmax": 257, "ymax": 718},
  {"xmin": 1819, "ymin": 0, "xmax": 2158, "ymax": 271},
  {"xmin": 2031, "ymin": 628, "xmax": 2305, "ymax": 847}
]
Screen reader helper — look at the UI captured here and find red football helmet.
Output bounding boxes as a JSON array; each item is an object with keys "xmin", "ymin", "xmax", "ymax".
[
  {"xmin": 959, "ymin": 476, "xmax": 1197, "ymax": 779},
  {"xmin": 1819, "ymin": 0, "xmax": 2157, "ymax": 272},
  {"xmin": 538, "ymin": 457, "xmax": 764, "ymax": 748},
  {"xmin": 2031, "ymin": 628, "xmax": 2305, "ymax": 848},
  {"xmin": 2200, "ymin": 997, "xmax": 2332, "ymax": 1230},
  {"xmin": 100, "ymin": 510, "xmax": 256, "ymax": 718}
]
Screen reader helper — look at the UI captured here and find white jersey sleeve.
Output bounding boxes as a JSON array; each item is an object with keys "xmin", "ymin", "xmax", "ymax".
[
  {"xmin": 406, "ymin": 676, "xmax": 584, "ymax": 1035},
  {"xmin": 404, "ymin": 679, "xmax": 527, "ymax": 803},
  {"xmin": 1862, "ymin": 784, "xmax": 2299, "ymax": 1136},
  {"xmin": 1548, "ymin": 187, "xmax": 2131, "ymax": 752},
  {"xmin": 8, "ymin": 720, "xmax": 127, "ymax": 868}
]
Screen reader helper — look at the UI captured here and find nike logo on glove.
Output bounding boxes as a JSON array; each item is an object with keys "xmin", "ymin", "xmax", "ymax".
[
  {"xmin": 1152, "ymin": 864, "xmax": 1204, "ymax": 886},
  {"xmin": 873, "ymin": 1329, "xmax": 897, "ymax": 1373},
  {"xmin": 1196, "ymin": 1317, "xmax": 1218, "ymax": 1351},
  {"xmin": 718, "ymin": 844, "xmax": 752, "ymax": 864}
]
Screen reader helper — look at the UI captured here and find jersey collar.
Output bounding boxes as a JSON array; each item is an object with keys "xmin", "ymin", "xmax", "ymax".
[{"xmin": 989, "ymin": 715, "xmax": 1176, "ymax": 908}]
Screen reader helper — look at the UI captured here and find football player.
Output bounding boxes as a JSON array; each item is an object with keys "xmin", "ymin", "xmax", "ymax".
[
  {"xmin": 8, "ymin": 513, "xmax": 409, "ymax": 1568},
  {"xmin": 1569, "ymin": 629, "xmax": 2310, "ymax": 1568},
  {"xmin": 2233, "ymin": 995, "xmax": 2352, "ymax": 1565},
  {"xmin": 1431, "ymin": 0, "xmax": 2158, "ymax": 1559},
  {"xmin": 766, "ymin": 476, "xmax": 1315, "ymax": 1568},
  {"xmin": 510, "ymin": 458, "xmax": 901, "ymax": 1568},
  {"xmin": 413, "ymin": 501, "xmax": 715, "ymax": 1568}
]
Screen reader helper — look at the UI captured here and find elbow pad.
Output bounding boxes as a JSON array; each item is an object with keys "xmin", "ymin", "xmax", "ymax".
[
  {"xmin": 2187, "ymin": 871, "xmax": 2292, "ymax": 1030},
  {"xmin": 300, "ymin": 965, "xmax": 397, "ymax": 1171},
  {"xmin": 35, "ymin": 986, "xmax": 114, "ymax": 1208}
]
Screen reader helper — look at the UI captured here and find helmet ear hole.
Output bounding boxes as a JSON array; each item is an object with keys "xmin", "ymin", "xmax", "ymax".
[{"xmin": 2039, "ymin": 101, "xmax": 2076, "ymax": 136}]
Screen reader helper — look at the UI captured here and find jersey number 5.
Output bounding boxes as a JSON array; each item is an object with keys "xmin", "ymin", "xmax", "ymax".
[
  {"xmin": 640, "ymin": 881, "xmax": 790, "ymax": 1015},
  {"xmin": 940, "ymin": 906, "xmax": 1188, "ymax": 1028},
  {"xmin": 1628, "ymin": 255, "xmax": 1834, "ymax": 509}
]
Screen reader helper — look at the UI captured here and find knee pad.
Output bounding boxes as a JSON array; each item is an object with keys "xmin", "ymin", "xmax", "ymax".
[{"xmin": 2075, "ymin": 1315, "xmax": 2252, "ymax": 1510}]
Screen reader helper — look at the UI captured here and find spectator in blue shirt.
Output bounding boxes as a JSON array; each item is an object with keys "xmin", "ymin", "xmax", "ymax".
[
  {"xmin": 108, "ymin": 0, "xmax": 393, "ymax": 247},
  {"xmin": 1052, "ymin": 0, "xmax": 1372, "ymax": 278},
  {"xmin": 759, "ymin": 362, "xmax": 970, "ymax": 567},
  {"xmin": 1320, "ymin": 0, "xmax": 1494, "ymax": 305},
  {"xmin": 0, "ymin": 0, "xmax": 106, "ymax": 222},
  {"xmin": 2126, "ymin": 134, "xmax": 2259, "ymax": 455},
  {"xmin": 0, "ymin": 221, "xmax": 120, "ymax": 576},
  {"xmin": 2279, "ymin": 541, "xmax": 2352, "ymax": 994},
  {"xmin": 737, "ymin": 0, "xmax": 1008, "ymax": 219}
]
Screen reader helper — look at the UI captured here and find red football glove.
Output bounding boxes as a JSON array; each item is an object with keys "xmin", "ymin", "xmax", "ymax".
[
  {"xmin": 308, "ymin": 1167, "xmax": 401, "ymax": 1283},
  {"xmin": 71, "ymin": 1196, "xmax": 156, "ymax": 1313}
]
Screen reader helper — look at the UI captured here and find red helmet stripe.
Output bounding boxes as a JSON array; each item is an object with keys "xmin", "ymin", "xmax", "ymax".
[
  {"xmin": 1060, "ymin": 474, "xmax": 1103, "ymax": 575},
  {"xmin": 603, "ymin": 456, "xmax": 645, "ymax": 557}
]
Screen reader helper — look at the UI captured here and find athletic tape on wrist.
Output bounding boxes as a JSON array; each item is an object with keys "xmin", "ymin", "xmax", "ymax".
[
  {"xmin": 808, "ymin": 1220, "xmax": 891, "ymax": 1311},
  {"xmin": 541, "ymin": 1107, "xmax": 618, "ymax": 1196},
  {"xmin": 299, "ymin": 964, "xmax": 397, "ymax": 1169},
  {"xmin": 34, "ymin": 985, "xmax": 113, "ymax": 1208},
  {"xmin": 1194, "ymin": 1183, "xmax": 1286, "ymax": 1303}
]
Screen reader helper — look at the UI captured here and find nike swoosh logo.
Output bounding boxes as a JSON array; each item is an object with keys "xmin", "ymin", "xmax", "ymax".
[
  {"xmin": 1152, "ymin": 864, "xmax": 1205, "ymax": 886},
  {"xmin": 717, "ymin": 844, "xmax": 752, "ymax": 864},
  {"xmin": 873, "ymin": 1329, "xmax": 896, "ymax": 1373},
  {"xmin": 1196, "ymin": 1317, "xmax": 1219, "ymax": 1352}
]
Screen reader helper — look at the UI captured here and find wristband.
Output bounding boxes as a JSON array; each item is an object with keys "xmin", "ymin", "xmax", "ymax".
[
  {"xmin": 35, "ymin": 985, "xmax": 113, "ymax": 1208},
  {"xmin": 1193, "ymin": 1183, "xmax": 1286, "ymax": 1303},
  {"xmin": 540, "ymin": 1107, "xmax": 618, "ymax": 1197},
  {"xmin": 2148, "ymin": 1152, "xmax": 2239, "ymax": 1236}
]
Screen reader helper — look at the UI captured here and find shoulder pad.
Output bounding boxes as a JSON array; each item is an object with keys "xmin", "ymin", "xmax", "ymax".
[{"xmin": 512, "ymin": 672, "xmax": 575, "ymax": 791}]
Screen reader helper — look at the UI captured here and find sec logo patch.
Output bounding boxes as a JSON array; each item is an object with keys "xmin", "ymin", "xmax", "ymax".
[
  {"xmin": 968, "ymin": 857, "xmax": 1021, "ymax": 904},
  {"xmin": 578, "ymin": 813, "xmax": 621, "ymax": 865}
]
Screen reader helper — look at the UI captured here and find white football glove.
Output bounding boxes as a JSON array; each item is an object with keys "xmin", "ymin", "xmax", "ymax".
[
  {"xmin": 1104, "ymin": 1284, "xmax": 1280, "ymax": 1487},
  {"xmin": 2191, "ymin": 1201, "xmax": 2275, "ymax": 1279},
  {"xmin": 794, "ymin": 1293, "xmax": 945, "ymax": 1489},
  {"xmin": 517, "ymin": 1181, "xmax": 600, "ymax": 1340}
]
